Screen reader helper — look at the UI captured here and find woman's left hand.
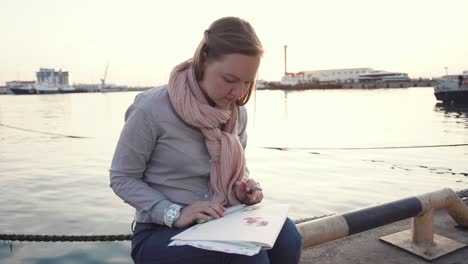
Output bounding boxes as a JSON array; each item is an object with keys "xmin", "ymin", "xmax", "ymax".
[{"xmin": 234, "ymin": 179, "xmax": 263, "ymax": 205}]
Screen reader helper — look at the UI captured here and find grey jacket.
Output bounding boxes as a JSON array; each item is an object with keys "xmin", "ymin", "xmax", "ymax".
[{"xmin": 109, "ymin": 86, "xmax": 249, "ymax": 224}]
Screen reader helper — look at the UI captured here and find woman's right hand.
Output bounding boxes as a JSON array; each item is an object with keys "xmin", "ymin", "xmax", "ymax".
[{"xmin": 173, "ymin": 201, "xmax": 225, "ymax": 228}]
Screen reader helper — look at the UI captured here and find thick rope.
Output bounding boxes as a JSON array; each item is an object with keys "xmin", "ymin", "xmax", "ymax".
[
  {"xmin": 264, "ymin": 143, "xmax": 468, "ymax": 151},
  {"xmin": 0, "ymin": 234, "xmax": 132, "ymax": 242},
  {"xmin": 1, "ymin": 190, "xmax": 467, "ymax": 242},
  {"xmin": 0, "ymin": 123, "xmax": 88, "ymax": 139},
  {"xmin": 0, "ymin": 217, "xmax": 329, "ymax": 243}
]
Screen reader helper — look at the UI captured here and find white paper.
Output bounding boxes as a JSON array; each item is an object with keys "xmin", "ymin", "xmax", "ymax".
[
  {"xmin": 170, "ymin": 203, "xmax": 289, "ymax": 255},
  {"xmin": 169, "ymin": 240, "xmax": 261, "ymax": 256}
]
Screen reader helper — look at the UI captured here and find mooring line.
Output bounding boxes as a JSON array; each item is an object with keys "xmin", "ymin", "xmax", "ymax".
[
  {"xmin": 264, "ymin": 143, "xmax": 468, "ymax": 151},
  {"xmin": 0, "ymin": 215, "xmax": 333, "ymax": 242},
  {"xmin": 0, "ymin": 123, "xmax": 88, "ymax": 139}
]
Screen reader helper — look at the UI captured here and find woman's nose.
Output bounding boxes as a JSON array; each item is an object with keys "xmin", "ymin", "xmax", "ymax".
[
  {"xmin": 230, "ymin": 83, "xmax": 243, "ymax": 98},
  {"xmin": 235, "ymin": 82, "xmax": 248, "ymax": 97}
]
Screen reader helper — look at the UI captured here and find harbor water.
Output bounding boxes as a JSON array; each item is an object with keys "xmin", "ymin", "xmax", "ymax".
[{"xmin": 1, "ymin": 87, "xmax": 467, "ymax": 263}]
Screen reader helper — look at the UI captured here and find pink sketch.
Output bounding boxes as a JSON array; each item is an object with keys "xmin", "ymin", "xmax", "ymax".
[{"xmin": 243, "ymin": 217, "xmax": 269, "ymax": 227}]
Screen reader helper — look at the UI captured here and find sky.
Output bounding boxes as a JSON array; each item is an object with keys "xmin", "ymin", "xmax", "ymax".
[{"xmin": 1, "ymin": 0, "xmax": 467, "ymax": 86}]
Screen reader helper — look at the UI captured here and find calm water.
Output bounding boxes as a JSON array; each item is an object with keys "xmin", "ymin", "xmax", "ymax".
[{"xmin": 1, "ymin": 87, "xmax": 467, "ymax": 263}]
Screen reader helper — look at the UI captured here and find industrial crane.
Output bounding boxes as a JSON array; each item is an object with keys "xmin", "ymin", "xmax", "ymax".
[{"xmin": 100, "ymin": 63, "xmax": 109, "ymax": 91}]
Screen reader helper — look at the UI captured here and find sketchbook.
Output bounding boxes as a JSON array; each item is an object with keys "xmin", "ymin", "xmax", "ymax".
[{"xmin": 169, "ymin": 203, "xmax": 289, "ymax": 256}]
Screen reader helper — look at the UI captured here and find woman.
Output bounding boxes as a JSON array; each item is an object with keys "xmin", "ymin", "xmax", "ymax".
[{"xmin": 110, "ymin": 16, "xmax": 302, "ymax": 264}]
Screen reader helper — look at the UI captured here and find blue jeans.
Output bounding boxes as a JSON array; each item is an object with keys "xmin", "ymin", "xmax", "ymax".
[{"xmin": 131, "ymin": 218, "xmax": 302, "ymax": 264}]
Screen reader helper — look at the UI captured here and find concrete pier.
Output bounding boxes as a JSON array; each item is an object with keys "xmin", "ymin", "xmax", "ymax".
[{"xmin": 300, "ymin": 200, "xmax": 468, "ymax": 264}]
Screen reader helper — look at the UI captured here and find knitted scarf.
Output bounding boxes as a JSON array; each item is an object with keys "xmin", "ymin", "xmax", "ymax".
[{"xmin": 167, "ymin": 61, "xmax": 245, "ymax": 206}]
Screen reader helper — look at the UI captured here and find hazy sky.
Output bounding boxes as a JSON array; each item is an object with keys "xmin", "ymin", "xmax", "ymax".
[{"xmin": 1, "ymin": 0, "xmax": 467, "ymax": 86}]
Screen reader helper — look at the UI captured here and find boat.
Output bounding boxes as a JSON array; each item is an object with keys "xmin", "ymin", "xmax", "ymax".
[
  {"xmin": 6, "ymin": 81, "xmax": 37, "ymax": 94},
  {"xmin": 7, "ymin": 68, "xmax": 81, "ymax": 95},
  {"xmin": 434, "ymin": 71, "xmax": 468, "ymax": 104},
  {"xmin": 358, "ymin": 71, "xmax": 411, "ymax": 82},
  {"xmin": 8, "ymin": 84, "xmax": 80, "ymax": 95},
  {"xmin": 100, "ymin": 84, "xmax": 129, "ymax": 93}
]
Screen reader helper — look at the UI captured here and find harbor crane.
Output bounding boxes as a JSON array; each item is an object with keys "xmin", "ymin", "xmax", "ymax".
[{"xmin": 100, "ymin": 63, "xmax": 109, "ymax": 90}]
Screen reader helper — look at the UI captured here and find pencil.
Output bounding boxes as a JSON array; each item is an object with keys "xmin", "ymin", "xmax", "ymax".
[{"xmin": 196, "ymin": 204, "xmax": 245, "ymax": 224}]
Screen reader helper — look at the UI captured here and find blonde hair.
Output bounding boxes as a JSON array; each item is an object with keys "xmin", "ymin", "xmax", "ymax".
[{"xmin": 192, "ymin": 17, "xmax": 263, "ymax": 106}]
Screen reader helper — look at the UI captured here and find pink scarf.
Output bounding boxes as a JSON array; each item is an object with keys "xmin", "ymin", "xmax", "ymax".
[{"xmin": 167, "ymin": 61, "xmax": 245, "ymax": 206}]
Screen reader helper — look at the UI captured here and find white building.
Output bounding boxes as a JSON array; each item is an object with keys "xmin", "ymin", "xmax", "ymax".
[
  {"xmin": 281, "ymin": 68, "xmax": 374, "ymax": 85},
  {"xmin": 36, "ymin": 68, "xmax": 69, "ymax": 88}
]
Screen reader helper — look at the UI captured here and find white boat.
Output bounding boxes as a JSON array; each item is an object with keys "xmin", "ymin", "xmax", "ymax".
[
  {"xmin": 8, "ymin": 68, "xmax": 79, "ymax": 95},
  {"xmin": 100, "ymin": 84, "xmax": 128, "ymax": 93},
  {"xmin": 434, "ymin": 71, "xmax": 468, "ymax": 104},
  {"xmin": 6, "ymin": 81, "xmax": 37, "ymax": 95},
  {"xmin": 34, "ymin": 83, "xmax": 59, "ymax": 94},
  {"xmin": 9, "ymin": 83, "xmax": 78, "ymax": 95},
  {"xmin": 358, "ymin": 71, "xmax": 410, "ymax": 82},
  {"xmin": 59, "ymin": 86, "xmax": 77, "ymax": 93}
]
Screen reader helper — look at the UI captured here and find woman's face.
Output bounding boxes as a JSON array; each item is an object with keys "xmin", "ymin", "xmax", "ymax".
[{"xmin": 199, "ymin": 53, "xmax": 261, "ymax": 109}]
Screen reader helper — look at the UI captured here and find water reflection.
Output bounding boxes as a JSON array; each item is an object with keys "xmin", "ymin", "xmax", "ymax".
[
  {"xmin": 284, "ymin": 90, "xmax": 288, "ymax": 118},
  {"xmin": 434, "ymin": 103, "xmax": 468, "ymax": 127},
  {"xmin": 434, "ymin": 103, "xmax": 468, "ymax": 116},
  {"xmin": 1, "ymin": 241, "xmax": 132, "ymax": 264},
  {"xmin": 280, "ymin": 90, "xmax": 306, "ymax": 119}
]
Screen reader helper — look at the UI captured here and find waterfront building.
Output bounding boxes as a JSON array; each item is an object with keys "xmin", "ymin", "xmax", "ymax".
[{"xmin": 36, "ymin": 68, "xmax": 69, "ymax": 88}]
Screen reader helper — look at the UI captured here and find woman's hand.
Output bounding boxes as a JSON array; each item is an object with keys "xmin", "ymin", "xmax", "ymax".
[
  {"xmin": 234, "ymin": 179, "xmax": 263, "ymax": 206},
  {"xmin": 173, "ymin": 201, "xmax": 225, "ymax": 228}
]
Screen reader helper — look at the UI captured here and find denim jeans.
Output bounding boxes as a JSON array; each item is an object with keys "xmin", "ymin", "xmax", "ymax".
[{"xmin": 131, "ymin": 218, "xmax": 303, "ymax": 264}]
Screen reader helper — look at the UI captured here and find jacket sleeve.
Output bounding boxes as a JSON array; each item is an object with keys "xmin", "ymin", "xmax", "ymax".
[
  {"xmin": 238, "ymin": 106, "xmax": 250, "ymax": 180},
  {"xmin": 109, "ymin": 103, "xmax": 172, "ymax": 225}
]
